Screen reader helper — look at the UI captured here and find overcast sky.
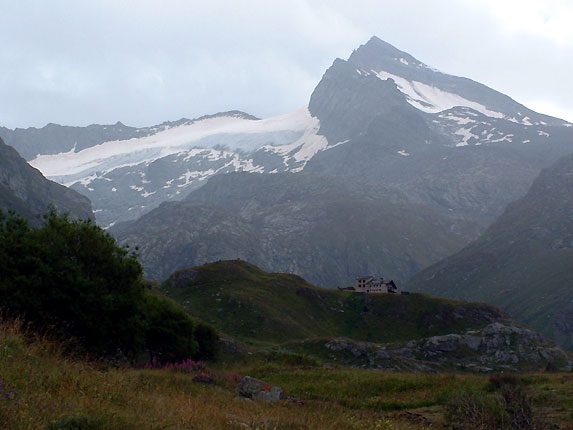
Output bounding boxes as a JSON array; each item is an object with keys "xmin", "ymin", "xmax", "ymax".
[{"xmin": 2, "ymin": 0, "xmax": 573, "ymax": 129}]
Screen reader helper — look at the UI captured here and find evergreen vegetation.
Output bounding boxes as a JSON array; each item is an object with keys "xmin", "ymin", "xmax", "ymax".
[{"xmin": 0, "ymin": 209, "xmax": 218, "ymax": 361}]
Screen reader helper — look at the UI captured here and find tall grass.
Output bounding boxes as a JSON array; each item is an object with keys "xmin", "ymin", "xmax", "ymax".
[
  {"xmin": 0, "ymin": 319, "xmax": 419, "ymax": 429},
  {"xmin": 1, "ymin": 319, "xmax": 570, "ymax": 429}
]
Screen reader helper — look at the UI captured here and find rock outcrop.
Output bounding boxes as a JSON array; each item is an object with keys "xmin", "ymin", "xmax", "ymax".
[
  {"xmin": 237, "ymin": 376, "xmax": 283, "ymax": 402},
  {"xmin": 318, "ymin": 322, "xmax": 572, "ymax": 372}
]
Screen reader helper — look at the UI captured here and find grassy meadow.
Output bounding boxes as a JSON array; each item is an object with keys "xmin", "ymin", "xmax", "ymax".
[{"xmin": 1, "ymin": 320, "xmax": 572, "ymax": 430}]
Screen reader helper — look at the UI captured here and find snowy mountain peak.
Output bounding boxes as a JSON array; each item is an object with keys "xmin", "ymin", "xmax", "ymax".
[
  {"xmin": 352, "ymin": 36, "xmax": 430, "ymax": 71},
  {"xmin": 346, "ymin": 36, "xmax": 567, "ymax": 127}
]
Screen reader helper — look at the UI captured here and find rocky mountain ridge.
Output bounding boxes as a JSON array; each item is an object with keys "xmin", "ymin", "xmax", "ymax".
[{"xmin": 5, "ymin": 36, "xmax": 571, "ymax": 231}]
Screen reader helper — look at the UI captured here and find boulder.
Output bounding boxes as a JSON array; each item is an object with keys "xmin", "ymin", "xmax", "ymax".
[{"xmin": 237, "ymin": 376, "xmax": 283, "ymax": 402}]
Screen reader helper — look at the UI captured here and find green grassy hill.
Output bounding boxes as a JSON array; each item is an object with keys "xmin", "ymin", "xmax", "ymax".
[{"xmin": 159, "ymin": 260, "xmax": 504, "ymax": 347}]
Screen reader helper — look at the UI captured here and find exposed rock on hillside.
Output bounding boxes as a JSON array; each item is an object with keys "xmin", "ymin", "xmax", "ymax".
[
  {"xmin": 312, "ymin": 322, "xmax": 572, "ymax": 372},
  {"xmin": 237, "ymin": 376, "xmax": 283, "ymax": 402}
]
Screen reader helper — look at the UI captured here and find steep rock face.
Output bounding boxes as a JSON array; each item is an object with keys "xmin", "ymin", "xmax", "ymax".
[
  {"xmin": 347, "ymin": 36, "xmax": 562, "ymax": 123},
  {"xmin": 111, "ymin": 172, "xmax": 469, "ymax": 285},
  {"xmin": 308, "ymin": 57, "xmax": 415, "ymax": 144},
  {"xmin": 0, "ymin": 138, "xmax": 93, "ymax": 223},
  {"xmin": 405, "ymin": 154, "xmax": 573, "ymax": 350},
  {"xmin": 305, "ymin": 37, "xmax": 573, "ymax": 233}
]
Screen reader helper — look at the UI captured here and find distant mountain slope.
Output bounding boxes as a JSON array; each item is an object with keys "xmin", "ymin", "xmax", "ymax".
[
  {"xmin": 159, "ymin": 260, "xmax": 571, "ymax": 372},
  {"xmin": 405, "ymin": 154, "xmax": 573, "ymax": 350},
  {"xmin": 25, "ymin": 109, "xmax": 333, "ymax": 227},
  {"xmin": 111, "ymin": 172, "xmax": 470, "ymax": 286},
  {"xmin": 347, "ymin": 36, "xmax": 564, "ymax": 124},
  {"xmin": 0, "ymin": 138, "xmax": 93, "ymax": 223},
  {"xmin": 11, "ymin": 36, "xmax": 571, "ymax": 232},
  {"xmin": 0, "ymin": 121, "xmax": 147, "ymax": 161},
  {"xmin": 0, "ymin": 111, "xmax": 261, "ymax": 161}
]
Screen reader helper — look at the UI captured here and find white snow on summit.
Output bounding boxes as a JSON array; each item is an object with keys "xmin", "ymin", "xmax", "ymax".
[{"xmin": 373, "ymin": 70, "xmax": 505, "ymax": 119}]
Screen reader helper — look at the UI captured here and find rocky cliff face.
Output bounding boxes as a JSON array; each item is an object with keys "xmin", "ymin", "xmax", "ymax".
[
  {"xmin": 305, "ymin": 36, "xmax": 573, "ymax": 233},
  {"xmin": 0, "ymin": 138, "xmax": 93, "ymax": 223}
]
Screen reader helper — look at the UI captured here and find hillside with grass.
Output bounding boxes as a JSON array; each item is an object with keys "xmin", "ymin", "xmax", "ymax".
[
  {"xmin": 160, "ymin": 260, "xmax": 501, "ymax": 345},
  {"xmin": 159, "ymin": 260, "xmax": 571, "ymax": 372}
]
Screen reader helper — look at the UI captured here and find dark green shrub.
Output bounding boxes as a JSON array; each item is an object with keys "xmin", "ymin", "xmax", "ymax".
[
  {"xmin": 46, "ymin": 415, "xmax": 100, "ymax": 430},
  {"xmin": 45, "ymin": 413, "xmax": 134, "ymax": 430},
  {"xmin": 487, "ymin": 374, "xmax": 523, "ymax": 392},
  {"xmin": 446, "ymin": 392, "xmax": 505, "ymax": 429},
  {"xmin": 0, "ymin": 210, "xmax": 219, "ymax": 362},
  {"xmin": 143, "ymin": 293, "xmax": 198, "ymax": 362},
  {"xmin": 0, "ymin": 210, "xmax": 145, "ymax": 357},
  {"xmin": 447, "ymin": 380, "xmax": 551, "ymax": 430},
  {"xmin": 194, "ymin": 322, "xmax": 219, "ymax": 361}
]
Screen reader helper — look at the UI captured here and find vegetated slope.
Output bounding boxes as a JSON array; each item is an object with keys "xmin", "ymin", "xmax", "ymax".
[
  {"xmin": 0, "ymin": 137, "xmax": 93, "ymax": 223},
  {"xmin": 112, "ymin": 172, "xmax": 470, "ymax": 286},
  {"xmin": 405, "ymin": 154, "xmax": 573, "ymax": 350},
  {"xmin": 160, "ymin": 260, "xmax": 503, "ymax": 346},
  {"xmin": 160, "ymin": 260, "xmax": 571, "ymax": 372}
]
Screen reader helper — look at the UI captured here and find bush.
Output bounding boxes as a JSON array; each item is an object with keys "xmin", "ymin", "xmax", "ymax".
[
  {"xmin": 45, "ymin": 413, "xmax": 134, "ymax": 430},
  {"xmin": 194, "ymin": 322, "xmax": 219, "ymax": 361},
  {"xmin": 0, "ymin": 210, "xmax": 145, "ymax": 357},
  {"xmin": 0, "ymin": 210, "xmax": 218, "ymax": 361},
  {"xmin": 143, "ymin": 294, "xmax": 198, "ymax": 362},
  {"xmin": 446, "ymin": 377, "xmax": 551, "ymax": 430}
]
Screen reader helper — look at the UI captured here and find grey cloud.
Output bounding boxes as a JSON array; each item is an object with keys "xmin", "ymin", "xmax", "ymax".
[{"xmin": 1, "ymin": 0, "xmax": 572, "ymax": 128}]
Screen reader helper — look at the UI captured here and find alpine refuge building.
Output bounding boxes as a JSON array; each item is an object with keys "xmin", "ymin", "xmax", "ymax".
[{"xmin": 339, "ymin": 276, "xmax": 398, "ymax": 294}]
